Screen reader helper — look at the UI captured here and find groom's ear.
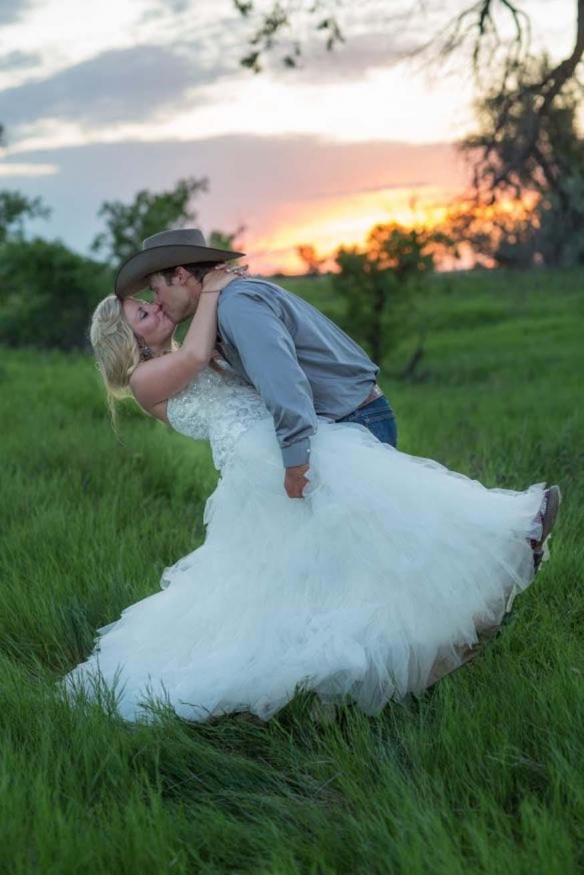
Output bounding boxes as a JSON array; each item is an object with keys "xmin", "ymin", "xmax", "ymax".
[{"xmin": 174, "ymin": 266, "xmax": 190, "ymax": 286}]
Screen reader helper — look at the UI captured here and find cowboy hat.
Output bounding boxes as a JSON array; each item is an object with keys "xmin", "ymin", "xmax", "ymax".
[{"xmin": 115, "ymin": 228, "xmax": 246, "ymax": 297}]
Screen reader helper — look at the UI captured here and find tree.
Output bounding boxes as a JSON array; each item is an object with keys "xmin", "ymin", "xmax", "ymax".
[
  {"xmin": 452, "ymin": 56, "xmax": 584, "ymax": 266},
  {"xmin": 91, "ymin": 176, "xmax": 209, "ymax": 265},
  {"xmin": 332, "ymin": 222, "xmax": 449, "ymax": 376},
  {"xmin": 0, "ymin": 239, "xmax": 110, "ymax": 350},
  {"xmin": 207, "ymin": 224, "xmax": 247, "ymax": 252},
  {"xmin": 296, "ymin": 244, "xmax": 327, "ymax": 276},
  {"xmin": 0, "ymin": 189, "xmax": 50, "ymax": 244},
  {"xmin": 441, "ymin": 195, "xmax": 538, "ymax": 269}
]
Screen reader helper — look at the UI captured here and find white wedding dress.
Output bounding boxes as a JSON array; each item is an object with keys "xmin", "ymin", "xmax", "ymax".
[{"xmin": 61, "ymin": 362, "xmax": 546, "ymax": 723}]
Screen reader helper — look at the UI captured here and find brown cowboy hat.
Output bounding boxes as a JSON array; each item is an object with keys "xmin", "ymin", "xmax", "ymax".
[{"xmin": 115, "ymin": 228, "xmax": 246, "ymax": 297}]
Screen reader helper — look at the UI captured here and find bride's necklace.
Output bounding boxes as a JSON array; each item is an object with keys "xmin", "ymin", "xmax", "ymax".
[{"xmin": 139, "ymin": 345, "xmax": 173, "ymax": 362}]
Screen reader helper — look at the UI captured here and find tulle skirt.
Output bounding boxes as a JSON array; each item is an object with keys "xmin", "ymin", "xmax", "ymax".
[{"xmin": 60, "ymin": 418, "xmax": 545, "ymax": 722}]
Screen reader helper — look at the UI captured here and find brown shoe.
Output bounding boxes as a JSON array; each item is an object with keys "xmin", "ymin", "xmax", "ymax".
[{"xmin": 532, "ymin": 485, "xmax": 562, "ymax": 572}]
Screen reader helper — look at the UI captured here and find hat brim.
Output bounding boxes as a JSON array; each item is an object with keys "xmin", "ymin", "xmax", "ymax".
[{"xmin": 115, "ymin": 244, "xmax": 246, "ymax": 297}]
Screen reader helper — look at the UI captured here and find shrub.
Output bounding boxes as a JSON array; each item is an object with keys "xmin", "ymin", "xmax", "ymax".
[{"xmin": 0, "ymin": 239, "xmax": 111, "ymax": 350}]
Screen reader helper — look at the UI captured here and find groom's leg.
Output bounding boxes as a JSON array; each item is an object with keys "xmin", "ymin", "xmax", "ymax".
[{"xmin": 336, "ymin": 396, "xmax": 398, "ymax": 447}]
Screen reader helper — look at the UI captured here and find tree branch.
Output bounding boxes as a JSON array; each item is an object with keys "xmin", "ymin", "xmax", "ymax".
[{"xmin": 490, "ymin": 2, "xmax": 584, "ymax": 189}]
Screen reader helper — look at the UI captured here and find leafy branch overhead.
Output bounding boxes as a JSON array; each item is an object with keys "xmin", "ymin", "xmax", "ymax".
[{"xmin": 234, "ymin": 0, "xmax": 344, "ymax": 73}]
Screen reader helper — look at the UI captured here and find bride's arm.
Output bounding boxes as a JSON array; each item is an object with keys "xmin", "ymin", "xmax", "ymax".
[{"xmin": 129, "ymin": 268, "xmax": 240, "ymax": 414}]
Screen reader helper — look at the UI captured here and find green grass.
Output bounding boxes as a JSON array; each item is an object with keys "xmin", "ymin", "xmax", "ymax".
[{"xmin": 1, "ymin": 268, "xmax": 584, "ymax": 873}]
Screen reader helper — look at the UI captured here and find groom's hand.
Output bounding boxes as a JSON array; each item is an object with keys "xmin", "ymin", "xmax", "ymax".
[{"xmin": 284, "ymin": 464, "xmax": 310, "ymax": 499}]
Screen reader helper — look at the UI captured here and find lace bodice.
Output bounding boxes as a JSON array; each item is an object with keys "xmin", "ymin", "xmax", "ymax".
[{"xmin": 167, "ymin": 362, "xmax": 272, "ymax": 470}]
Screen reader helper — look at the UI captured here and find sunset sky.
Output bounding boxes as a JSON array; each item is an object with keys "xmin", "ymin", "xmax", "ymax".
[{"xmin": 0, "ymin": 0, "xmax": 575, "ymax": 273}]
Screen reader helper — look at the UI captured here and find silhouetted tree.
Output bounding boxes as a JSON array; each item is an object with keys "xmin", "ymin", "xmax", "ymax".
[
  {"xmin": 296, "ymin": 244, "xmax": 327, "ymax": 275},
  {"xmin": 452, "ymin": 56, "xmax": 584, "ymax": 266}
]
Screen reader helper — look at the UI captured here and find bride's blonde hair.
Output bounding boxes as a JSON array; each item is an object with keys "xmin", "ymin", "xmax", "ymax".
[
  {"xmin": 90, "ymin": 295, "xmax": 141, "ymax": 405},
  {"xmin": 90, "ymin": 294, "xmax": 223, "ymax": 420}
]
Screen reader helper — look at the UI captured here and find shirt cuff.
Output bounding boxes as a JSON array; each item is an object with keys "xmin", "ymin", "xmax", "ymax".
[{"xmin": 282, "ymin": 438, "xmax": 311, "ymax": 468}]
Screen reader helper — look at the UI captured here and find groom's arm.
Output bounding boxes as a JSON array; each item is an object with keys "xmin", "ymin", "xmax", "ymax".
[{"xmin": 218, "ymin": 293, "xmax": 317, "ymax": 469}]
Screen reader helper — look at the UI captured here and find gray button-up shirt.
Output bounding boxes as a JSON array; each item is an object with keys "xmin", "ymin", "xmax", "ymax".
[{"xmin": 217, "ymin": 277, "xmax": 379, "ymax": 468}]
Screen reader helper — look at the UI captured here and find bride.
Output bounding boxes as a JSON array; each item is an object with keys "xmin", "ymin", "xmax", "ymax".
[{"xmin": 61, "ymin": 265, "xmax": 560, "ymax": 723}]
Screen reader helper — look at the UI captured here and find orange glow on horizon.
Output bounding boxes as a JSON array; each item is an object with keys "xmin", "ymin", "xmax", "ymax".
[
  {"xmin": 243, "ymin": 186, "xmax": 539, "ymax": 275},
  {"xmin": 244, "ymin": 184, "xmax": 458, "ymax": 275}
]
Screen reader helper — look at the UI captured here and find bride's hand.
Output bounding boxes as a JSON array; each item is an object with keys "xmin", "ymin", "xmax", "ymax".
[{"xmin": 201, "ymin": 263, "xmax": 249, "ymax": 293}]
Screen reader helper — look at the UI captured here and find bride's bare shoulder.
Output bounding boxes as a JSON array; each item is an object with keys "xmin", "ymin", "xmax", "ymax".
[{"xmin": 129, "ymin": 361, "xmax": 170, "ymax": 423}]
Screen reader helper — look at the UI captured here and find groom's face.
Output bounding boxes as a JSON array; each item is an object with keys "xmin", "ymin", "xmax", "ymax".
[{"xmin": 149, "ymin": 270, "xmax": 199, "ymax": 323}]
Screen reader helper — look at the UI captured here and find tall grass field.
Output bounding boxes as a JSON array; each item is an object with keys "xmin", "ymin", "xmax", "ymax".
[{"xmin": 1, "ymin": 269, "xmax": 583, "ymax": 873}]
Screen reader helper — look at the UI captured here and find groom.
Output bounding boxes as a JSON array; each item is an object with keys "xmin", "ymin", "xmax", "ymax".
[{"xmin": 115, "ymin": 228, "xmax": 397, "ymax": 499}]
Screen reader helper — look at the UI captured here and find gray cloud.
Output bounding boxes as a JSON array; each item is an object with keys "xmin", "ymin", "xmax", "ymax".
[
  {"xmin": 0, "ymin": 44, "xmax": 228, "ymax": 130},
  {"xmin": 0, "ymin": 50, "xmax": 42, "ymax": 72},
  {"xmin": 163, "ymin": 0, "xmax": 191, "ymax": 13},
  {"xmin": 0, "ymin": 0, "xmax": 34, "ymax": 25}
]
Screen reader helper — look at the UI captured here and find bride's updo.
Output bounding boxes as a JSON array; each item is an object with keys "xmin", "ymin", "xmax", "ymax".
[{"xmin": 90, "ymin": 294, "xmax": 140, "ymax": 401}]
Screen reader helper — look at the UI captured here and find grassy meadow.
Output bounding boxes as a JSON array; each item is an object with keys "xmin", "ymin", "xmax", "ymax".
[{"xmin": 1, "ymin": 268, "xmax": 583, "ymax": 873}]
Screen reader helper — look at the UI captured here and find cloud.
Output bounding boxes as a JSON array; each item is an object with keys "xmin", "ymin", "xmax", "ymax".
[
  {"xmin": 0, "ymin": 44, "xmax": 228, "ymax": 131},
  {"xmin": 0, "ymin": 162, "xmax": 57, "ymax": 177},
  {"xmin": 0, "ymin": 0, "xmax": 34, "ymax": 25},
  {"xmin": 139, "ymin": 0, "xmax": 197, "ymax": 24},
  {"xmin": 165, "ymin": 0, "xmax": 191, "ymax": 12},
  {"xmin": 0, "ymin": 50, "xmax": 42, "ymax": 72},
  {"xmin": 1, "ymin": 133, "xmax": 467, "ymax": 259}
]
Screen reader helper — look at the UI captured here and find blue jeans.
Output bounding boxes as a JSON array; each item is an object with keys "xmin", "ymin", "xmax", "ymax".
[{"xmin": 335, "ymin": 395, "xmax": 398, "ymax": 448}]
